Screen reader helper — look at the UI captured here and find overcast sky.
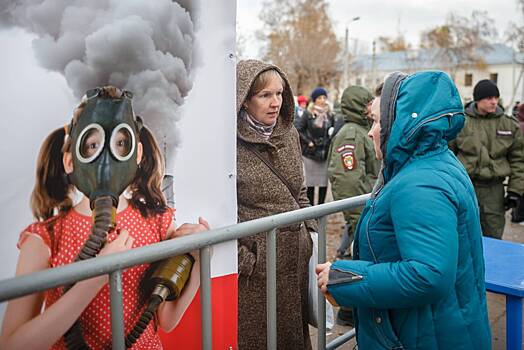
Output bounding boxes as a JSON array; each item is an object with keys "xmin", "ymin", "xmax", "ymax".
[{"xmin": 237, "ymin": 0, "xmax": 522, "ymax": 57}]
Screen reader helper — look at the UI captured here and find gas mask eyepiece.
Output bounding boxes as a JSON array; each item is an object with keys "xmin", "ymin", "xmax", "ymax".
[
  {"xmin": 76, "ymin": 123, "xmax": 105, "ymax": 163},
  {"xmin": 110, "ymin": 123, "xmax": 136, "ymax": 161}
]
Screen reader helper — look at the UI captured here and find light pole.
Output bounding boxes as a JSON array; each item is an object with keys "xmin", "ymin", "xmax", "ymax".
[{"xmin": 342, "ymin": 16, "xmax": 360, "ymax": 91}]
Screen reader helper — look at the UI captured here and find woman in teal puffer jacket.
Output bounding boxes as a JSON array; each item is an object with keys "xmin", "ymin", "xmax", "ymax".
[{"xmin": 317, "ymin": 71, "xmax": 491, "ymax": 349}]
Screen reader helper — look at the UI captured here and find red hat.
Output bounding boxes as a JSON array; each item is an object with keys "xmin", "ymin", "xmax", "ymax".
[{"xmin": 297, "ymin": 95, "xmax": 308, "ymax": 104}]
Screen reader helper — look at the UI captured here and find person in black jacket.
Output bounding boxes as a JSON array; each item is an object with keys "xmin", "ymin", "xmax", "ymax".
[{"xmin": 297, "ymin": 87, "xmax": 335, "ymax": 205}]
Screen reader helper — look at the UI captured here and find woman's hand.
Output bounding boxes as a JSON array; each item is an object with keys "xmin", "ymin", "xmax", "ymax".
[
  {"xmin": 172, "ymin": 217, "xmax": 210, "ymax": 238},
  {"xmin": 316, "ymin": 262, "xmax": 332, "ymax": 293}
]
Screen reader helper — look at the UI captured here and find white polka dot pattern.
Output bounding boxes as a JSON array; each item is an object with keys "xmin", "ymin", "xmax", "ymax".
[{"xmin": 19, "ymin": 205, "xmax": 175, "ymax": 350}]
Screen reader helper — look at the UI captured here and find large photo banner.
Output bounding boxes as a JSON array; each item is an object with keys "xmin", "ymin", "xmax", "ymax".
[{"xmin": 0, "ymin": 1, "xmax": 238, "ymax": 349}]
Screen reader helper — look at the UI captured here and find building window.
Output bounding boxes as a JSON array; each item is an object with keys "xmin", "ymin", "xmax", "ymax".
[
  {"xmin": 464, "ymin": 73, "xmax": 473, "ymax": 87},
  {"xmin": 356, "ymin": 78, "xmax": 362, "ymax": 86},
  {"xmin": 490, "ymin": 73, "xmax": 498, "ymax": 84}
]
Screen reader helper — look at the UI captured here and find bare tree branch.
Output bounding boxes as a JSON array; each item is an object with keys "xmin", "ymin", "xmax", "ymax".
[
  {"xmin": 420, "ymin": 10, "xmax": 498, "ymax": 79},
  {"xmin": 258, "ymin": 0, "xmax": 341, "ymax": 95}
]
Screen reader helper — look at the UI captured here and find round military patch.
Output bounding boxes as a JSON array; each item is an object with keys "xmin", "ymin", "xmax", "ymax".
[{"xmin": 341, "ymin": 151, "xmax": 355, "ymax": 171}]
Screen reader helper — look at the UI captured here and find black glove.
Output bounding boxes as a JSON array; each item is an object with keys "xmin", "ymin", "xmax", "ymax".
[{"xmin": 504, "ymin": 191, "xmax": 521, "ymax": 210}]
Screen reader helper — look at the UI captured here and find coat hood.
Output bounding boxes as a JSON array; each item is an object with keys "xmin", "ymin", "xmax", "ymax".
[
  {"xmin": 464, "ymin": 101, "xmax": 505, "ymax": 119},
  {"xmin": 382, "ymin": 71, "xmax": 465, "ymax": 181},
  {"xmin": 340, "ymin": 86, "xmax": 373, "ymax": 126},
  {"xmin": 236, "ymin": 59, "xmax": 295, "ymax": 142}
]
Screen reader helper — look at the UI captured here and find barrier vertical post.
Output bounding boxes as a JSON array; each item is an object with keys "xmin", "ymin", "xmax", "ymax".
[
  {"xmin": 318, "ymin": 216, "xmax": 328, "ymax": 350},
  {"xmin": 110, "ymin": 270, "xmax": 125, "ymax": 350},
  {"xmin": 267, "ymin": 228, "xmax": 277, "ymax": 349},
  {"xmin": 200, "ymin": 246, "xmax": 213, "ymax": 350}
]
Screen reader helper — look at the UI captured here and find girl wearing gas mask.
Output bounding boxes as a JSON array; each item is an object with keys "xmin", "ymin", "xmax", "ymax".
[{"xmin": 0, "ymin": 86, "xmax": 208, "ymax": 350}]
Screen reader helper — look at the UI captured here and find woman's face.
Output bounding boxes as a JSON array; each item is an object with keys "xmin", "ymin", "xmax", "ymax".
[
  {"xmin": 314, "ymin": 95, "xmax": 327, "ymax": 107},
  {"xmin": 368, "ymin": 97, "xmax": 383, "ymax": 160},
  {"xmin": 245, "ymin": 75, "xmax": 283, "ymax": 126}
]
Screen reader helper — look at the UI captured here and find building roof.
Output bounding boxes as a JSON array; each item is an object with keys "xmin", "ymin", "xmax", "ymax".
[{"xmin": 352, "ymin": 44, "xmax": 521, "ymax": 72}]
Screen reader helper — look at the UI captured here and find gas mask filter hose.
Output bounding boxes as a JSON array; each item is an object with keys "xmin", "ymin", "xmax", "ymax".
[{"xmin": 64, "ymin": 195, "xmax": 115, "ymax": 350}]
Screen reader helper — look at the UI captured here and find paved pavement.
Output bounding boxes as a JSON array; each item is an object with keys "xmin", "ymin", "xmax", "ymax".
[{"xmin": 310, "ymin": 201, "xmax": 524, "ymax": 350}]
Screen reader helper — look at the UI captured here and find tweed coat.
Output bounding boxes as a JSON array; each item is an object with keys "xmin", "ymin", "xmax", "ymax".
[{"xmin": 236, "ymin": 59, "xmax": 317, "ymax": 349}]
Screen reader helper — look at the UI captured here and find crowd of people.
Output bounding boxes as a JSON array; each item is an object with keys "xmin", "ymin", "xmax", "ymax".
[
  {"xmin": 1, "ymin": 57, "xmax": 522, "ymax": 349},
  {"xmin": 235, "ymin": 60, "xmax": 524, "ymax": 349}
]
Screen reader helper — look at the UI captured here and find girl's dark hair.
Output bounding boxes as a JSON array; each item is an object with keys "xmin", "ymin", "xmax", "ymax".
[
  {"xmin": 30, "ymin": 86, "xmax": 167, "ymax": 221},
  {"xmin": 31, "ymin": 127, "xmax": 73, "ymax": 221},
  {"xmin": 129, "ymin": 125, "xmax": 167, "ymax": 217}
]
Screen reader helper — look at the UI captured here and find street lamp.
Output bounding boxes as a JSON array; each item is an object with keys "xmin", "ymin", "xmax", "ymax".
[{"xmin": 342, "ymin": 16, "xmax": 360, "ymax": 91}]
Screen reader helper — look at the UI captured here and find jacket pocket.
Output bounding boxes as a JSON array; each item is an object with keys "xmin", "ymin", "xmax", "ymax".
[{"xmin": 372, "ymin": 310, "xmax": 405, "ymax": 350}]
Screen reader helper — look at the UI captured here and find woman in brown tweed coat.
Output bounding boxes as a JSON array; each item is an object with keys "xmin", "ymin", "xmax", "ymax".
[{"xmin": 236, "ymin": 59, "xmax": 317, "ymax": 349}]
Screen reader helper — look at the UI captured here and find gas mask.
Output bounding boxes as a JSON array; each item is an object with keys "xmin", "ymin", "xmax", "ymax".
[{"xmin": 68, "ymin": 88, "xmax": 142, "ymax": 208}]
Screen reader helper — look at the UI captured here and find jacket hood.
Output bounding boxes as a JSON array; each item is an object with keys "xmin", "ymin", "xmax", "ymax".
[
  {"xmin": 236, "ymin": 59, "xmax": 295, "ymax": 142},
  {"xmin": 383, "ymin": 71, "xmax": 465, "ymax": 181},
  {"xmin": 464, "ymin": 101, "xmax": 505, "ymax": 119},
  {"xmin": 340, "ymin": 86, "xmax": 373, "ymax": 126}
]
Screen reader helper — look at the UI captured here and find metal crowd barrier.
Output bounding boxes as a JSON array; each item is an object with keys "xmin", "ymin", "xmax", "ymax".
[{"xmin": 0, "ymin": 194, "xmax": 370, "ymax": 349}]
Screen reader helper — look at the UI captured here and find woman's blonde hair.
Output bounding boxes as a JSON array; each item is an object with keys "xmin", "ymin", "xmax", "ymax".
[
  {"xmin": 246, "ymin": 69, "xmax": 285, "ymax": 101},
  {"xmin": 31, "ymin": 86, "xmax": 167, "ymax": 221}
]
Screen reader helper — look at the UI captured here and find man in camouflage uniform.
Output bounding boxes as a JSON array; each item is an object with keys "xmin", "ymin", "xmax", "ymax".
[
  {"xmin": 328, "ymin": 85, "xmax": 380, "ymax": 257},
  {"xmin": 450, "ymin": 79, "xmax": 524, "ymax": 239},
  {"xmin": 327, "ymin": 85, "xmax": 379, "ymax": 326}
]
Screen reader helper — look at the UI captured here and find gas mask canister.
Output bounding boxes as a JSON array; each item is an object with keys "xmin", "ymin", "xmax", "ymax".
[{"xmin": 68, "ymin": 88, "xmax": 141, "ymax": 208}]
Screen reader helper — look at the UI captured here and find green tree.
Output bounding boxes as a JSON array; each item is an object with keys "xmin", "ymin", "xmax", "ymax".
[{"xmin": 258, "ymin": 0, "xmax": 341, "ymax": 95}]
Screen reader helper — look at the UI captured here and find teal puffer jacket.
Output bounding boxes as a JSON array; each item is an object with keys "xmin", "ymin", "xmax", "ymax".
[{"xmin": 327, "ymin": 71, "xmax": 491, "ymax": 349}]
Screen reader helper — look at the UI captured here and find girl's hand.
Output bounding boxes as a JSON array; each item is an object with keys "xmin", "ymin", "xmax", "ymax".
[
  {"xmin": 171, "ymin": 217, "xmax": 210, "ymax": 262},
  {"xmin": 172, "ymin": 217, "xmax": 210, "ymax": 238},
  {"xmin": 99, "ymin": 229, "xmax": 135, "ymax": 256},
  {"xmin": 316, "ymin": 262, "xmax": 332, "ymax": 293},
  {"xmin": 86, "ymin": 229, "xmax": 134, "ymax": 288}
]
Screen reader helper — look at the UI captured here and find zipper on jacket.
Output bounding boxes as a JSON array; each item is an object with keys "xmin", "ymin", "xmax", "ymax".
[
  {"xmin": 328, "ymin": 267, "xmax": 364, "ymax": 285},
  {"xmin": 406, "ymin": 111, "xmax": 462, "ymax": 141},
  {"xmin": 365, "ymin": 202, "xmax": 379, "ymax": 264}
]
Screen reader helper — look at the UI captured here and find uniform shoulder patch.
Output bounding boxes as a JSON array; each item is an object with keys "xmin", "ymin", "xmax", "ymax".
[
  {"xmin": 336, "ymin": 144, "xmax": 356, "ymax": 153},
  {"xmin": 341, "ymin": 151, "xmax": 356, "ymax": 171},
  {"xmin": 496, "ymin": 129, "xmax": 513, "ymax": 136}
]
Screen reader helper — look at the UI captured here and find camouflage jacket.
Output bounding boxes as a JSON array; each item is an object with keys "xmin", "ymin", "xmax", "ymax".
[{"xmin": 449, "ymin": 102, "xmax": 524, "ymax": 194}]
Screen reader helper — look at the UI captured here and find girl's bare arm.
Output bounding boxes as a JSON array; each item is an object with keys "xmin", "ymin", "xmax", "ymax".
[{"xmin": 0, "ymin": 231, "xmax": 133, "ymax": 350}]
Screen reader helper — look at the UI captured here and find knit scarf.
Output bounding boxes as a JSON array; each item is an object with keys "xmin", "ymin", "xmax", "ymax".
[
  {"xmin": 240, "ymin": 109, "xmax": 276, "ymax": 140},
  {"xmin": 312, "ymin": 104, "xmax": 329, "ymax": 128}
]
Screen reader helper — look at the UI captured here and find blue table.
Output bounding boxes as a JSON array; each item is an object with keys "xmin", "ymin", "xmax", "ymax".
[{"xmin": 483, "ymin": 237, "xmax": 524, "ymax": 350}]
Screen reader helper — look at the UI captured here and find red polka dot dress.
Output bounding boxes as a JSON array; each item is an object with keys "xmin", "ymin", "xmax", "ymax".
[{"xmin": 18, "ymin": 205, "xmax": 175, "ymax": 350}]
